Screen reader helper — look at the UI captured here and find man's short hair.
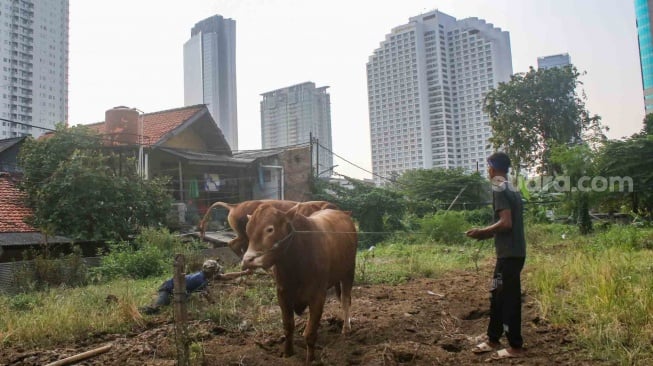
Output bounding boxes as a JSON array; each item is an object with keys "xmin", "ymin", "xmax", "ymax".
[{"xmin": 487, "ymin": 152, "xmax": 511, "ymax": 173}]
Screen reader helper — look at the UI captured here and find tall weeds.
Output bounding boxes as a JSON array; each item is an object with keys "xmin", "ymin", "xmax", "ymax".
[{"xmin": 528, "ymin": 226, "xmax": 653, "ymax": 365}]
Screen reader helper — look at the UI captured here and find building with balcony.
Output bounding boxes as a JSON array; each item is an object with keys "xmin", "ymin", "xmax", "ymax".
[
  {"xmin": 0, "ymin": 0, "xmax": 68, "ymax": 138},
  {"xmin": 367, "ymin": 10, "xmax": 512, "ymax": 185}
]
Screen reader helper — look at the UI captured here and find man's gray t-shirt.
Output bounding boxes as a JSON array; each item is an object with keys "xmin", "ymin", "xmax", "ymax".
[{"xmin": 493, "ymin": 181, "xmax": 526, "ymax": 258}]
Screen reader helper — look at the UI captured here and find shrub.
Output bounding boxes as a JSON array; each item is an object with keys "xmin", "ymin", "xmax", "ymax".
[
  {"xmin": 463, "ymin": 207, "xmax": 494, "ymax": 225},
  {"xmin": 90, "ymin": 227, "xmax": 208, "ymax": 282},
  {"xmin": 134, "ymin": 227, "xmax": 180, "ymax": 254},
  {"xmin": 418, "ymin": 211, "xmax": 470, "ymax": 245},
  {"xmin": 13, "ymin": 247, "xmax": 88, "ymax": 292},
  {"xmin": 91, "ymin": 240, "xmax": 168, "ymax": 282}
]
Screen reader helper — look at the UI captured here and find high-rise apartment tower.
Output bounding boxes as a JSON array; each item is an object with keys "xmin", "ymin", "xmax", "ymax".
[
  {"xmin": 537, "ymin": 53, "xmax": 571, "ymax": 70},
  {"xmin": 367, "ymin": 10, "xmax": 512, "ymax": 185},
  {"xmin": 0, "ymin": 0, "xmax": 69, "ymax": 138},
  {"xmin": 183, "ymin": 15, "xmax": 238, "ymax": 150},
  {"xmin": 635, "ymin": 0, "xmax": 653, "ymax": 113},
  {"xmin": 260, "ymin": 82, "xmax": 333, "ymax": 177}
]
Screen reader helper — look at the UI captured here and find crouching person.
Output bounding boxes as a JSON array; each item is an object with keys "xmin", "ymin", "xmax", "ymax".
[{"xmin": 141, "ymin": 259, "xmax": 251, "ymax": 314}]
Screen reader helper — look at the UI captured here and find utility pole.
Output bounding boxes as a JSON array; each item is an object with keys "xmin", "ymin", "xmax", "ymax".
[
  {"xmin": 309, "ymin": 132, "xmax": 313, "ymax": 178},
  {"xmin": 315, "ymin": 137, "xmax": 320, "ymax": 178}
]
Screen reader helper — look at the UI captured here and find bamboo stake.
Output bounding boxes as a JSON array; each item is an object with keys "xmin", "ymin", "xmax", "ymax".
[
  {"xmin": 173, "ymin": 253, "xmax": 190, "ymax": 366},
  {"xmin": 44, "ymin": 344, "xmax": 112, "ymax": 366}
]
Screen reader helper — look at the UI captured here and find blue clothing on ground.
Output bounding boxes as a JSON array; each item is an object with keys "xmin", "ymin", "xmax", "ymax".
[{"xmin": 158, "ymin": 271, "xmax": 209, "ymax": 294}]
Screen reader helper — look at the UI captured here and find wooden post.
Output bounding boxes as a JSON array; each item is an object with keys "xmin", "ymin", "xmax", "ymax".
[
  {"xmin": 173, "ymin": 254, "xmax": 189, "ymax": 366},
  {"xmin": 44, "ymin": 344, "xmax": 113, "ymax": 366}
]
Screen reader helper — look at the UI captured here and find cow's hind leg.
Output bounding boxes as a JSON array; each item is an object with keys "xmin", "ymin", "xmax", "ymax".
[
  {"xmin": 304, "ymin": 294, "xmax": 326, "ymax": 364},
  {"xmin": 340, "ymin": 274, "xmax": 354, "ymax": 334}
]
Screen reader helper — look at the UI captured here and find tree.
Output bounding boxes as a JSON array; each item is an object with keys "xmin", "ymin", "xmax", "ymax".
[
  {"xmin": 391, "ymin": 168, "xmax": 489, "ymax": 216},
  {"xmin": 595, "ymin": 136, "xmax": 653, "ymax": 218},
  {"xmin": 312, "ymin": 176, "xmax": 405, "ymax": 247},
  {"xmin": 640, "ymin": 113, "xmax": 653, "ymax": 136},
  {"xmin": 484, "ymin": 66, "xmax": 604, "ymax": 176},
  {"xmin": 550, "ymin": 143, "xmax": 596, "ymax": 234},
  {"xmin": 18, "ymin": 125, "xmax": 172, "ymax": 241}
]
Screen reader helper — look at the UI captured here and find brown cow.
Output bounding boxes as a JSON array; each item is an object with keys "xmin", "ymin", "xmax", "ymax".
[
  {"xmin": 198, "ymin": 200, "xmax": 338, "ymax": 256},
  {"xmin": 242, "ymin": 204, "xmax": 357, "ymax": 364}
]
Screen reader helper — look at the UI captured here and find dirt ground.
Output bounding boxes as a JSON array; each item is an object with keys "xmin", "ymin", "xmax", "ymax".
[{"xmin": 0, "ymin": 267, "xmax": 610, "ymax": 366}]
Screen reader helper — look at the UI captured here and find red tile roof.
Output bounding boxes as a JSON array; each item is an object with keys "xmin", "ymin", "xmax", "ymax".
[
  {"xmin": 85, "ymin": 105, "xmax": 205, "ymax": 145},
  {"xmin": 0, "ymin": 173, "xmax": 36, "ymax": 233}
]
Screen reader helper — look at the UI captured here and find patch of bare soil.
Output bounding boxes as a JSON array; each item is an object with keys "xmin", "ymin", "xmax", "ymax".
[{"xmin": 0, "ymin": 268, "xmax": 609, "ymax": 366}]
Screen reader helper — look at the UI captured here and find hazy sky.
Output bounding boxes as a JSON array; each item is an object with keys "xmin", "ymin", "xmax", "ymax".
[{"xmin": 68, "ymin": 0, "xmax": 643, "ymax": 179}]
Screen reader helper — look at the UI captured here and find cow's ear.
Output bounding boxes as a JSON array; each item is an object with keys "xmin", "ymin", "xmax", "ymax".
[{"xmin": 344, "ymin": 211, "xmax": 353, "ymax": 216}]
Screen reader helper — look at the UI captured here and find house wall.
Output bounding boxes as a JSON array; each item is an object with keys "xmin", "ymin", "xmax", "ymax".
[
  {"xmin": 281, "ymin": 146, "xmax": 312, "ymax": 201},
  {"xmin": 0, "ymin": 142, "xmax": 22, "ymax": 172},
  {"xmin": 162, "ymin": 128, "xmax": 208, "ymax": 150}
]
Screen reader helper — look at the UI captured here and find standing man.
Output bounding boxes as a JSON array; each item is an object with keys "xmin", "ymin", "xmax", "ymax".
[{"xmin": 466, "ymin": 152, "xmax": 526, "ymax": 359}]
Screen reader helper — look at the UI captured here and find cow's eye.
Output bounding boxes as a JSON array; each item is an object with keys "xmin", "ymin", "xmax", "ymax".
[{"xmin": 265, "ymin": 226, "xmax": 274, "ymax": 234}]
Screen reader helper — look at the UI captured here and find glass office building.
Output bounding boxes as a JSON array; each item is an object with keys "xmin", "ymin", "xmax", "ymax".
[{"xmin": 635, "ymin": 0, "xmax": 653, "ymax": 113}]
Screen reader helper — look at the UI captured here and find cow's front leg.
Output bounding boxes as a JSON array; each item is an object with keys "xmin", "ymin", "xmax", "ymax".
[
  {"xmin": 277, "ymin": 290, "xmax": 295, "ymax": 357},
  {"xmin": 304, "ymin": 294, "xmax": 326, "ymax": 364}
]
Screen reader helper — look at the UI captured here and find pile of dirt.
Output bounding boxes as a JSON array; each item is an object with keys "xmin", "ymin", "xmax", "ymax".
[{"xmin": 0, "ymin": 268, "xmax": 608, "ymax": 365}]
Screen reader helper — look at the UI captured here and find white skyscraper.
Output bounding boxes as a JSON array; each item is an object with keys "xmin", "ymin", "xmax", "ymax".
[
  {"xmin": 260, "ymin": 82, "xmax": 333, "ymax": 177},
  {"xmin": 537, "ymin": 53, "xmax": 571, "ymax": 70},
  {"xmin": 183, "ymin": 15, "xmax": 238, "ymax": 150},
  {"xmin": 0, "ymin": 0, "xmax": 69, "ymax": 138},
  {"xmin": 367, "ymin": 10, "xmax": 512, "ymax": 185}
]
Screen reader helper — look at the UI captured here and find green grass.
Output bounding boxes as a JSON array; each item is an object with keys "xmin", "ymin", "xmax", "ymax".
[
  {"xmin": 0, "ymin": 276, "xmax": 160, "ymax": 346},
  {"xmin": 356, "ymin": 239, "xmax": 493, "ymax": 284},
  {"xmin": 527, "ymin": 226, "xmax": 653, "ymax": 365}
]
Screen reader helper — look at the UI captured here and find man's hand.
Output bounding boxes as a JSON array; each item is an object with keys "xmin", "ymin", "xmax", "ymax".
[{"xmin": 466, "ymin": 228, "xmax": 492, "ymax": 240}]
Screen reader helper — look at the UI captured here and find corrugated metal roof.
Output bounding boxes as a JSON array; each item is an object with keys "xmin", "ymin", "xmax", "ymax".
[
  {"xmin": 0, "ymin": 136, "xmax": 26, "ymax": 153},
  {"xmin": 158, "ymin": 148, "xmax": 251, "ymax": 167},
  {"xmin": 0, "ymin": 232, "xmax": 73, "ymax": 246},
  {"xmin": 232, "ymin": 148, "xmax": 287, "ymax": 161}
]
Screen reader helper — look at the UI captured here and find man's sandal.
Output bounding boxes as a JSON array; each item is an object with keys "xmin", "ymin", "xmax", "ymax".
[
  {"xmin": 472, "ymin": 341, "xmax": 499, "ymax": 354},
  {"xmin": 491, "ymin": 348, "xmax": 524, "ymax": 359}
]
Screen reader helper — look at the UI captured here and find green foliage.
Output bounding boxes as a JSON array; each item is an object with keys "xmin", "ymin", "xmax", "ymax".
[
  {"xmin": 0, "ymin": 277, "xmax": 156, "ymax": 346},
  {"xmin": 355, "ymin": 240, "xmax": 490, "ymax": 285},
  {"xmin": 18, "ymin": 124, "xmax": 101, "ymax": 208},
  {"xmin": 18, "ymin": 125, "xmax": 173, "ymax": 241},
  {"xmin": 91, "ymin": 240, "xmax": 168, "ymax": 281},
  {"xmin": 528, "ymin": 227, "xmax": 653, "ymax": 364},
  {"xmin": 462, "ymin": 207, "xmax": 494, "ymax": 225},
  {"xmin": 418, "ymin": 211, "xmax": 470, "ymax": 245},
  {"xmin": 91, "ymin": 228, "xmax": 196, "ymax": 282},
  {"xmin": 8, "ymin": 293, "xmax": 41, "ymax": 312},
  {"xmin": 580, "ymin": 225, "xmax": 653, "ymax": 252},
  {"xmin": 550, "ymin": 144, "xmax": 597, "ymax": 234},
  {"xmin": 595, "ymin": 132, "xmax": 653, "ymax": 218},
  {"xmin": 13, "ymin": 248, "xmax": 88, "ymax": 292},
  {"xmin": 484, "ymin": 66, "xmax": 604, "ymax": 175},
  {"xmin": 391, "ymin": 168, "xmax": 490, "ymax": 216},
  {"xmin": 90, "ymin": 227, "xmax": 207, "ymax": 282},
  {"xmin": 525, "ymin": 223, "xmax": 578, "ymax": 247},
  {"xmin": 312, "ymin": 176, "xmax": 406, "ymax": 247},
  {"xmin": 642, "ymin": 113, "xmax": 653, "ymax": 136}
]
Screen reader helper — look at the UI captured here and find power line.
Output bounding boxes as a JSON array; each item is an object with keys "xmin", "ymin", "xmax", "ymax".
[
  {"xmin": 0, "ymin": 117, "xmax": 57, "ymax": 133},
  {"xmin": 313, "ymin": 140, "xmax": 398, "ymax": 184}
]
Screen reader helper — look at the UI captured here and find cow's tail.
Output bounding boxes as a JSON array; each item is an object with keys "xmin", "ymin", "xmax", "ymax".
[{"xmin": 199, "ymin": 202, "xmax": 236, "ymax": 239}]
